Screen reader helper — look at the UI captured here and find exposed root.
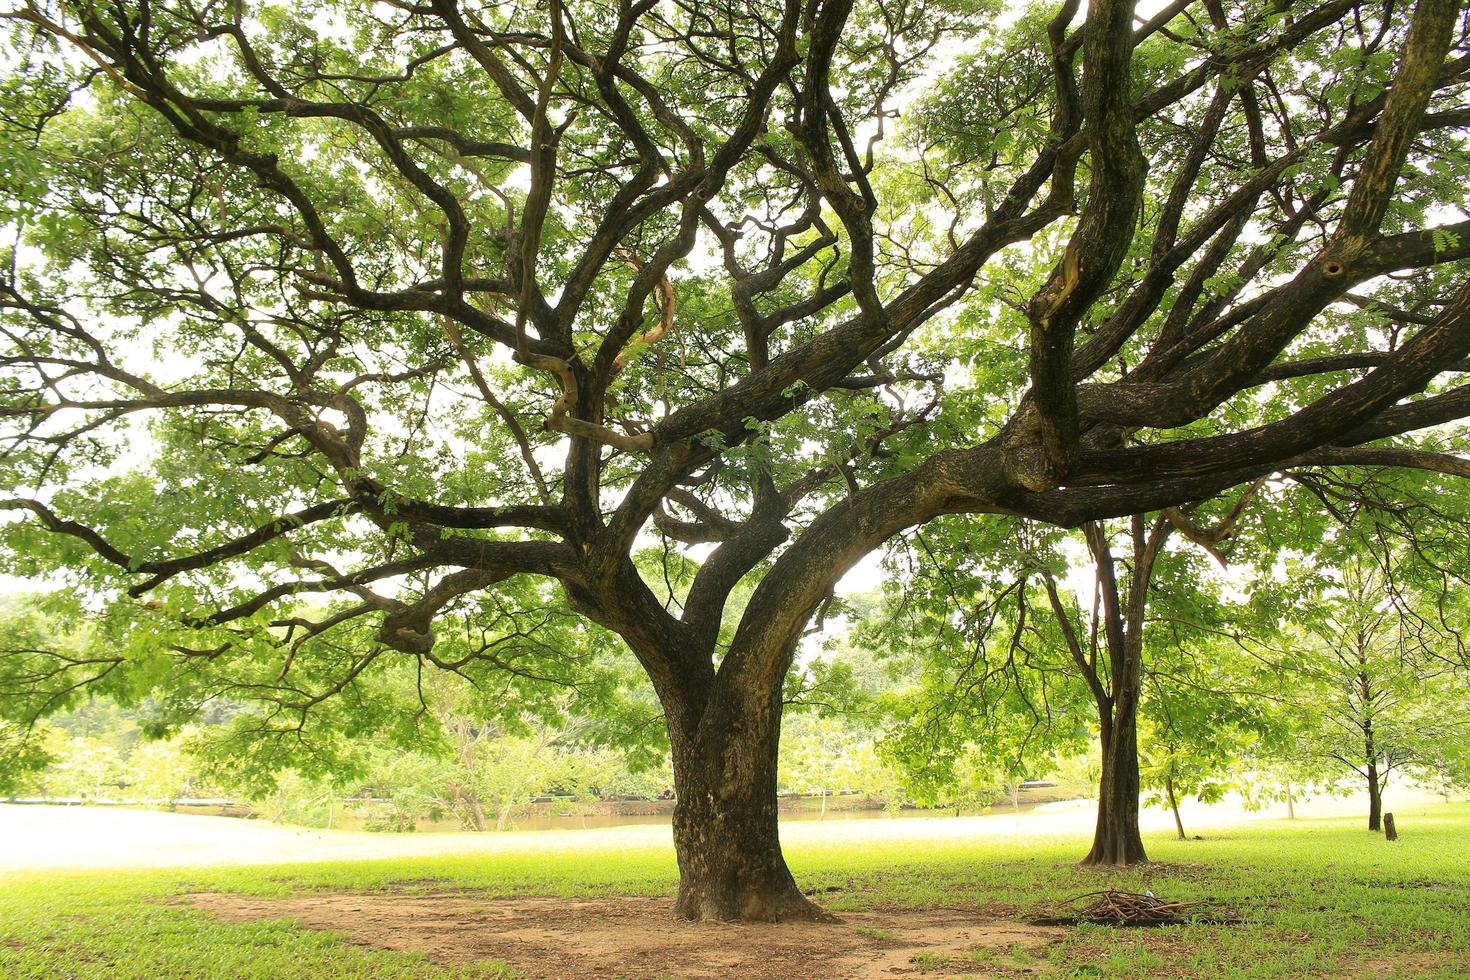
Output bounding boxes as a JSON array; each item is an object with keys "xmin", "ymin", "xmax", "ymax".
[{"xmin": 673, "ymin": 886, "xmax": 838, "ymax": 923}]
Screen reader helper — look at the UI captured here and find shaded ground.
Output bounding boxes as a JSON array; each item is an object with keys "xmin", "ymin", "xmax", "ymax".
[{"xmin": 182, "ymin": 891, "xmax": 1063, "ymax": 979}]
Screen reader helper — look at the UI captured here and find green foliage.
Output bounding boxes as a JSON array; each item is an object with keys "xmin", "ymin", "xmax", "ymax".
[
  {"xmin": 778, "ymin": 714, "xmax": 904, "ymax": 811},
  {"xmin": 33, "ymin": 735, "xmax": 125, "ymax": 801},
  {"xmin": 126, "ymin": 740, "xmax": 195, "ymax": 803},
  {"xmin": 0, "ymin": 720, "xmax": 54, "ymax": 796},
  {"xmin": 250, "ymin": 771, "xmax": 346, "ymax": 829},
  {"xmin": 16, "ymin": 719, "xmax": 218, "ymax": 804}
]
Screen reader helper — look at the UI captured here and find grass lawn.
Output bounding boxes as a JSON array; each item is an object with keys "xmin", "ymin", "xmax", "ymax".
[{"xmin": 2, "ymin": 803, "xmax": 1468, "ymax": 978}]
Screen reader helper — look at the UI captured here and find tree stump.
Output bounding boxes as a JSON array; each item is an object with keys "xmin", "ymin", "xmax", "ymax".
[{"xmin": 1383, "ymin": 812, "xmax": 1398, "ymax": 841}]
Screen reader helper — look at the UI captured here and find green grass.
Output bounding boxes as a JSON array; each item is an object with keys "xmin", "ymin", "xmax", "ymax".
[{"xmin": 3, "ymin": 803, "xmax": 1469, "ymax": 978}]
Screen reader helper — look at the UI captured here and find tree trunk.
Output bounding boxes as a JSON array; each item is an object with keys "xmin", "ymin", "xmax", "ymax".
[
  {"xmin": 1364, "ymin": 706, "xmax": 1382, "ymax": 832},
  {"xmin": 1285, "ymin": 781, "xmax": 1295, "ymax": 820},
  {"xmin": 667, "ymin": 696, "xmax": 830, "ymax": 922},
  {"xmin": 1165, "ymin": 774, "xmax": 1185, "ymax": 841},
  {"xmin": 1076, "ymin": 518, "xmax": 1155, "ymax": 867},
  {"xmin": 457, "ymin": 788, "xmax": 487, "ymax": 832},
  {"xmin": 1083, "ymin": 714, "xmax": 1148, "ymax": 865},
  {"xmin": 1366, "ymin": 759, "xmax": 1383, "ymax": 832},
  {"xmin": 1360, "ymin": 670, "xmax": 1382, "ymax": 832}
]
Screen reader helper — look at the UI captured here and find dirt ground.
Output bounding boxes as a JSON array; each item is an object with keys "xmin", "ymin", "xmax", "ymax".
[{"xmin": 182, "ymin": 891, "xmax": 1065, "ymax": 979}]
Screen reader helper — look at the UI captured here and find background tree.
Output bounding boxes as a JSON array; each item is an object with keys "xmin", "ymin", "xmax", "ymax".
[
  {"xmin": 1266, "ymin": 557, "xmax": 1470, "ymax": 830},
  {"xmin": 778, "ymin": 715, "xmax": 862, "ymax": 818},
  {"xmin": 1137, "ymin": 694, "xmax": 1265, "ymax": 842},
  {"xmin": 4, "ymin": 0, "xmax": 1470, "ymax": 920},
  {"xmin": 870, "ymin": 496, "xmax": 1268, "ymax": 864},
  {"xmin": 0, "ymin": 719, "xmax": 54, "ymax": 797}
]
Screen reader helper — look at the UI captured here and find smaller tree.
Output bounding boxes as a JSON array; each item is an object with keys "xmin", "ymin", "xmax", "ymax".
[
  {"xmin": 1269, "ymin": 560, "xmax": 1470, "ymax": 831},
  {"xmin": 778, "ymin": 714, "xmax": 902, "ymax": 817},
  {"xmin": 40, "ymin": 735, "xmax": 125, "ymax": 802},
  {"xmin": 126, "ymin": 740, "xmax": 193, "ymax": 803},
  {"xmin": 1136, "ymin": 629, "xmax": 1285, "ymax": 841}
]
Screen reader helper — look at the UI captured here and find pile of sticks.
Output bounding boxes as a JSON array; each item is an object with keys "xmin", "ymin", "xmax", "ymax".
[{"xmin": 1064, "ymin": 890, "xmax": 1207, "ymax": 926}]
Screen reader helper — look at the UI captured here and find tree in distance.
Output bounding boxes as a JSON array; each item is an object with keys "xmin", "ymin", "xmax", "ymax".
[
  {"xmin": 865, "ymin": 492, "xmax": 1272, "ymax": 867},
  {"xmin": 1255, "ymin": 549, "xmax": 1470, "ymax": 831}
]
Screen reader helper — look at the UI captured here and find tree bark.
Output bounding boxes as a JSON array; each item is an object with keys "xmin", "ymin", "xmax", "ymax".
[
  {"xmin": 457, "ymin": 788, "xmax": 487, "ymax": 832},
  {"xmin": 1285, "ymin": 781, "xmax": 1295, "ymax": 820},
  {"xmin": 666, "ymin": 692, "xmax": 831, "ymax": 922},
  {"xmin": 1366, "ymin": 758, "xmax": 1383, "ymax": 832},
  {"xmin": 1166, "ymin": 774, "xmax": 1186, "ymax": 841},
  {"xmin": 1363, "ymin": 698, "xmax": 1382, "ymax": 832},
  {"xmin": 1083, "ymin": 713, "xmax": 1148, "ymax": 865},
  {"xmin": 1076, "ymin": 518, "xmax": 1155, "ymax": 867}
]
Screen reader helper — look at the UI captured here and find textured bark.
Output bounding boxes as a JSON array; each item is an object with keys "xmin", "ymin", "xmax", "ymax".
[
  {"xmin": 1071, "ymin": 517, "xmax": 1158, "ymax": 867},
  {"xmin": 667, "ymin": 699, "xmax": 830, "ymax": 922},
  {"xmin": 1366, "ymin": 758, "xmax": 1383, "ymax": 832},
  {"xmin": 1084, "ymin": 714, "xmax": 1148, "ymax": 866}
]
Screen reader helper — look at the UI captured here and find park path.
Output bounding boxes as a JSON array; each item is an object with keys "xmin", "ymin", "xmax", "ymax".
[{"xmin": 0, "ymin": 788, "xmax": 1439, "ymax": 873}]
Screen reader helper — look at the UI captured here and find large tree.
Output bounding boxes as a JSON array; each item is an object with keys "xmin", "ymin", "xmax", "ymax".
[{"xmin": 3, "ymin": 0, "xmax": 1470, "ymax": 920}]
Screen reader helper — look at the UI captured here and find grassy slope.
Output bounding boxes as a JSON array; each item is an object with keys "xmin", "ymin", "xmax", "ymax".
[{"xmin": 2, "ymin": 803, "xmax": 1467, "ymax": 979}]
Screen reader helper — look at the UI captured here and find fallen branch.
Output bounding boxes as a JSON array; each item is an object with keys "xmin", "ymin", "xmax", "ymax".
[{"xmin": 1032, "ymin": 889, "xmax": 1231, "ymax": 927}]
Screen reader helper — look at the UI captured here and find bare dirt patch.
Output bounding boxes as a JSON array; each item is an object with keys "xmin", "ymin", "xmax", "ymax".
[
  {"xmin": 1342, "ymin": 951, "xmax": 1470, "ymax": 978},
  {"xmin": 181, "ymin": 891, "xmax": 1064, "ymax": 978}
]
